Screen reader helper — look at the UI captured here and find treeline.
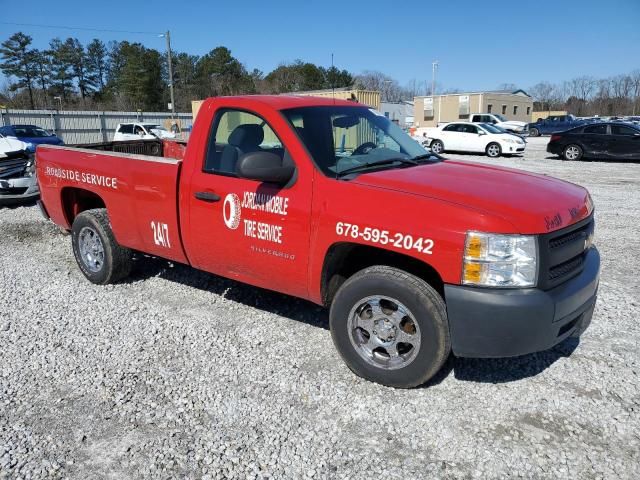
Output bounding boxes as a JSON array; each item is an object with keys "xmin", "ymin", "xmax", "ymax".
[
  {"xmin": 529, "ymin": 74, "xmax": 640, "ymax": 117},
  {"xmin": 0, "ymin": 32, "xmax": 357, "ymax": 111}
]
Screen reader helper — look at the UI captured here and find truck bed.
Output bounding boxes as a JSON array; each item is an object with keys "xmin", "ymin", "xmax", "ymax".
[
  {"xmin": 70, "ymin": 138, "xmax": 187, "ymax": 160},
  {"xmin": 36, "ymin": 142, "xmax": 189, "ymax": 264}
]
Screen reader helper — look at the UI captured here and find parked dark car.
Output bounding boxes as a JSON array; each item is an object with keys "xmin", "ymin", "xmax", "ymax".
[
  {"xmin": 0, "ymin": 124, "xmax": 64, "ymax": 152},
  {"xmin": 528, "ymin": 115, "xmax": 590, "ymax": 137},
  {"xmin": 547, "ymin": 122, "xmax": 640, "ymax": 161}
]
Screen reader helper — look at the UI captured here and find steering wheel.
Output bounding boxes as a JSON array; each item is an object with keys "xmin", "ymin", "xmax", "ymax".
[{"xmin": 352, "ymin": 142, "xmax": 377, "ymax": 156}]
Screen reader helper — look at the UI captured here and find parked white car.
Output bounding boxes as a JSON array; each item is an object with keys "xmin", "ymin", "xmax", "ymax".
[
  {"xmin": 427, "ymin": 122, "xmax": 526, "ymax": 158},
  {"xmin": 113, "ymin": 122, "xmax": 176, "ymax": 141}
]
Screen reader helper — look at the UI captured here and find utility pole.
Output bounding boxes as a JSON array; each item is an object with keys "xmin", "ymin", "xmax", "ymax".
[
  {"xmin": 431, "ymin": 60, "xmax": 439, "ymax": 97},
  {"xmin": 163, "ymin": 30, "xmax": 176, "ymax": 119}
]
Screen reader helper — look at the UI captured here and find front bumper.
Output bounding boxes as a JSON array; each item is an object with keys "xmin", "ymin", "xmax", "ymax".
[
  {"xmin": 445, "ymin": 247, "xmax": 600, "ymax": 358},
  {"xmin": 0, "ymin": 173, "xmax": 40, "ymax": 205},
  {"xmin": 502, "ymin": 142, "xmax": 526, "ymax": 154}
]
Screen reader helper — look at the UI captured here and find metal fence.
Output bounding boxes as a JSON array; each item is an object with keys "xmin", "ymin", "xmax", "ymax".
[{"xmin": 0, "ymin": 109, "xmax": 194, "ymax": 144}]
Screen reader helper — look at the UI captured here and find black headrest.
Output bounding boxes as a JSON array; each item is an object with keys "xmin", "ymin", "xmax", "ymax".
[{"xmin": 228, "ymin": 124, "xmax": 264, "ymax": 147}]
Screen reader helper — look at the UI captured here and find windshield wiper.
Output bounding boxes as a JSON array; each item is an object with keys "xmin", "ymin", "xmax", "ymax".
[
  {"xmin": 337, "ymin": 157, "xmax": 417, "ymax": 177},
  {"xmin": 411, "ymin": 153, "xmax": 441, "ymax": 162}
]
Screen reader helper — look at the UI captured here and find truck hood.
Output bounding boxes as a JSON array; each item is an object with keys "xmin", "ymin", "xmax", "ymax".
[
  {"xmin": 352, "ymin": 160, "xmax": 592, "ymax": 234},
  {"xmin": 498, "ymin": 120, "xmax": 527, "ymax": 128}
]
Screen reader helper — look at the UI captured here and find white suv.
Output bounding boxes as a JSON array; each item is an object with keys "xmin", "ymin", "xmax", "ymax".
[{"xmin": 113, "ymin": 123, "xmax": 176, "ymax": 141}]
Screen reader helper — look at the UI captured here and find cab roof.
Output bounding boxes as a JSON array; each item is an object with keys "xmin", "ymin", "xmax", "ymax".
[{"xmin": 204, "ymin": 95, "xmax": 369, "ymax": 110}]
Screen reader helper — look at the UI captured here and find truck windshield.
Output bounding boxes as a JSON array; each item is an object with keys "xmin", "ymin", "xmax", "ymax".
[
  {"xmin": 494, "ymin": 114, "xmax": 507, "ymax": 122},
  {"xmin": 282, "ymin": 105, "xmax": 437, "ymax": 177}
]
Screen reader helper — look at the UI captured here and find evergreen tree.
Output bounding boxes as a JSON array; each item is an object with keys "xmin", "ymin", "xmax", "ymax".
[
  {"xmin": 86, "ymin": 39, "xmax": 108, "ymax": 91},
  {"xmin": 0, "ymin": 32, "xmax": 37, "ymax": 108}
]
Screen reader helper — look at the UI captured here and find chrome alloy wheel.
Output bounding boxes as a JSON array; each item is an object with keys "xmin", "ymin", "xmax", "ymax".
[
  {"xmin": 564, "ymin": 145, "xmax": 581, "ymax": 160},
  {"xmin": 347, "ymin": 296, "xmax": 421, "ymax": 370},
  {"xmin": 487, "ymin": 143, "xmax": 501, "ymax": 157},
  {"xmin": 78, "ymin": 226, "xmax": 105, "ymax": 273}
]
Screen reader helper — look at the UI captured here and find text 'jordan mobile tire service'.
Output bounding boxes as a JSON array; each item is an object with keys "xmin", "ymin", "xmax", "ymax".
[{"xmin": 36, "ymin": 95, "xmax": 600, "ymax": 388}]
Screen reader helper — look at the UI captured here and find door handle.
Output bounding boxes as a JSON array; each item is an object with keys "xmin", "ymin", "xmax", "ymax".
[{"xmin": 194, "ymin": 191, "xmax": 221, "ymax": 202}]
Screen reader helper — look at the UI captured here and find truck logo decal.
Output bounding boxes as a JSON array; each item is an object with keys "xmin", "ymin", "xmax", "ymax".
[
  {"xmin": 544, "ymin": 213, "xmax": 562, "ymax": 231},
  {"xmin": 151, "ymin": 221, "xmax": 171, "ymax": 248},
  {"xmin": 223, "ymin": 193, "xmax": 242, "ymax": 230},
  {"xmin": 336, "ymin": 222, "xmax": 434, "ymax": 255},
  {"xmin": 44, "ymin": 166, "xmax": 118, "ymax": 189}
]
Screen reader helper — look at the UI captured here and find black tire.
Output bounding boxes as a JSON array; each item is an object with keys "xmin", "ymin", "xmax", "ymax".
[
  {"xmin": 529, "ymin": 127, "xmax": 540, "ymax": 137},
  {"xmin": 330, "ymin": 266, "xmax": 450, "ymax": 388},
  {"xmin": 562, "ymin": 144, "xmax": 583, "ymax": 161},
  {"xmin": 71, "ymin": 208, "xmax": 133, "ymax": 284},
  {"xmin": 430, "ymin": 139, "xmax": 444, "ymax": 154},
  {"xmin": 485, "ymin": 142, "xmax": 502, "ymax": 158}
]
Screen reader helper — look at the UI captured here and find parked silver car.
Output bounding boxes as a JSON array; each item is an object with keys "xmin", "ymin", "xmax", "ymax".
[{"xmin": 0, "ymin": 134, "xmax": 39, "ymax": 206}]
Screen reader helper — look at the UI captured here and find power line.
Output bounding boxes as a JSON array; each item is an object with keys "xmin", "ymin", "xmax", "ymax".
[{"xmin": 0, "ymin": 21, "xmax": 161, "ymax": 36}]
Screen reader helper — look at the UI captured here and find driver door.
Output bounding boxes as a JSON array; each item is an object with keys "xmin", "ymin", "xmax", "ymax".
[{"xmin": 185, "ymin": 107, "xmax": 313, "ymax": 298}]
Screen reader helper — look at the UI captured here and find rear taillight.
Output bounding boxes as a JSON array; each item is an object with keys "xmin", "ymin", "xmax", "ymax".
[{"xmin": 550, "ymin": 134, "xmax": 561, "ymax": 142}]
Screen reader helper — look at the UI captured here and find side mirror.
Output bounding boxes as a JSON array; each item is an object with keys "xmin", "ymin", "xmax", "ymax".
[
  {"xmin": 478, "ymin": 131, "xmax": 487, "ymax": 136},
  {"xmin": 238, "ymin": 151, "xmax": 295, "ymax": 185}
]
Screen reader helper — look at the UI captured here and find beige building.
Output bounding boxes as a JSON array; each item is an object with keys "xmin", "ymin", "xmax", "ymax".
[{"xmin": 414, "ymin": 90, "xmax": 533, "ymax": 127}]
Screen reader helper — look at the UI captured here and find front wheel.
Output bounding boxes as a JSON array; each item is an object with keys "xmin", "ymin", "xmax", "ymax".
[
  {"xmin": 563, "ymin": 144, "xmax": 583, "ymax": 161},
  {"xmin": 430, "ymin": 139, "xmax": 444, "ymax": 154},
  {"xmin": 529, "ymin": 127, "xmax": 540, "ymax": 137},
  {"xmin": 486, "ymin": 142, "xmax": 502, "ymax": 158},
  {"xmin": 71, "ymin": 208, "xmax": 133, "ymax": 284},
  {"xmin": 330, "ymin": 266, "xmax": 451, "ymax": 388}
]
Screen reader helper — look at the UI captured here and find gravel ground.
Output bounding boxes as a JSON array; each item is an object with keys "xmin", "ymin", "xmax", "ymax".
[{"xmin": 1, "ymin": 137, "xmax": 639, "ymax": 479}]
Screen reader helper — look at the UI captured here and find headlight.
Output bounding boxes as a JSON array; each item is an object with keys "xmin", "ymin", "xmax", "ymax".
[
  {"xmin": 503, "ymin": 138, "xmax": 516, "ymax": 144},
  {"xmin": 25, "ymin": 158, "xmax": 36, "ymax": 176},
  {"xmin": 463, "ymin": 232, "xmax": 538, "ymax": 287}
]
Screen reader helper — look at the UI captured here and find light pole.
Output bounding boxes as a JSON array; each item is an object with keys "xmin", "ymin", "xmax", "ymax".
[
  {"xmin": 159, "ymin": 31, "xmax": 176, "ymax": 119},
  {"xmin": 431, "ymin": 61, "xmax": 439, "ymax": 96}
]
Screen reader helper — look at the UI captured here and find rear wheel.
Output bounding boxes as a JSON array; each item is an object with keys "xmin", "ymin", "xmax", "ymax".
[
  {"xmin": 430, "ymin": 139, "xmax": 444, "ymax": 154},
  {"xmin": 529, "ymin": 127, "xmax": 540, "ymax": 137},
  {"xmin": 330, "ymin": 266, "xmax": 450, "ymax": 388},
  {"xmin": 71, "ymin": 208, "xmax": 133, "ymax": 284},
  {"xmin": 563, "ymin": 144, "xmax": 583, "ymax": 161},
  {"xmin": 486, "ymin": 142, "xmax": 502, "ymax": 158}
]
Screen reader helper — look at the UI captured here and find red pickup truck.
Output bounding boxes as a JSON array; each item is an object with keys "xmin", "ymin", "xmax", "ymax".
[{"xmin": 36, "ymin": 95, "xmax": 600, "ymax": 388}]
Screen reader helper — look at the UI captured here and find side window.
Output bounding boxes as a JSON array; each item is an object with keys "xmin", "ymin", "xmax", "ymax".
[
  {"xmin": 464, "ymin": 125, "xmax": 478, "ymax": 134},
  {"xmin": 584, "ymin": 124, "xmax": 607, "ymax": 135},
  {"xmin": 611, "ymin": 125, "xmax": 637, "ymax": 136},
  {"xmin": 204, "ymin": 109, "xmax": 284, "ymax": 175},
  {"xmin": 119, "ymin": 124, "xmax": 133, "ymax": 134},
  {"xmin": 443, "ymin": 124, "xmax": 459, "ymax": 132}
]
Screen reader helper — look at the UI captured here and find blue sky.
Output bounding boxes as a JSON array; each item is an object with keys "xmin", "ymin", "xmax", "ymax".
[{"xmin": 1, "ymin": 0, "xmax": 639, "ymax": 92}]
